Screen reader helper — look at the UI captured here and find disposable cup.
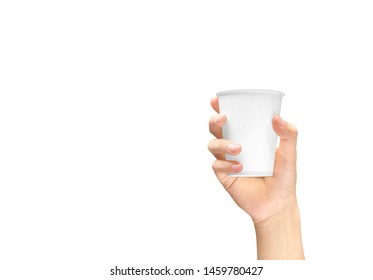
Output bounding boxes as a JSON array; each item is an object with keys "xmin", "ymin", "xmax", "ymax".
[{"xmin": 216, "ymin": 89, "xmax": 284, "ymax": 177}]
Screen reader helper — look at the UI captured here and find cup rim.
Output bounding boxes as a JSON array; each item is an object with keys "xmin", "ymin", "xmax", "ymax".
[{"xmin": 216, "ymin": 89, "xmax": 285, "ymax": 97}]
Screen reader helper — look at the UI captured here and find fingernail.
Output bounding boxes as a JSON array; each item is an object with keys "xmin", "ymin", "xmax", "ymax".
[
  {"xmin": 278, "ymin": 116, "xmax": 286, "ymax": 129},
  {"xmin": 227, "ymin": 144, "xmax": 240, "ymax": 154},
  {"xmin": 232, "ymin": 164, "xmax": 242, "ymax": 172}
]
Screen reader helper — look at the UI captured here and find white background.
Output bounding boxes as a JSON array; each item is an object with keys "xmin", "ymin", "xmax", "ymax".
[{"xmin": 1, "ymin": 0, "xmax": 372, "ymax": 279}]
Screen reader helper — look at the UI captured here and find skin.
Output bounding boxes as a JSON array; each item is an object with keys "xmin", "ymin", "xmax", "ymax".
[{"xmin": 208, "ymin": 96, "xmax": 304, "ymax": 260}]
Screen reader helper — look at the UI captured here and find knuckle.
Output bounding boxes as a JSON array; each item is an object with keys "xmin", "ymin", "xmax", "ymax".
[
  {"xmin": 207, "ymin": 143, "xmax": 212, "ymax": 152},
  {"xmin": 211, "ymin": 160, "xmax": 218, "ymax": 170},
  {"xmin": 288, "ymin": 124, "xmax": 298, "ymax": 138},
  {"xmin": 209, "ymin": 114, "xmax": 217, "ymax": 124},
  {"xmin": 207, "ymin": 139, "xmax": 215, "ymax": 151},
  {"xmin": 208, "ymin": 126, "xmax": 213, "ymax": 135},
  {"xmin": 208, "ymin": 116, "xmax": 215, "ymax": 130}
]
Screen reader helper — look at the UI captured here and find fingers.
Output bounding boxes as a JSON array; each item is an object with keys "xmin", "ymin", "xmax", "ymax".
[
  {"xmin": 209, "ymin": 96, "xmax": 242, "ymax": 175},
  {"xmin": 212, "ymin": 160, "xmax": 242, "ymax": 174},
  {"xmin": 272, "ymin": 115, "xmax": 298, "ymax": 163},
  {"xmin": 210, "ymin": 96, "xmax": 220, "ymax": 113},
  {"xmin": 272, "ymin": 115, "xmax": 298, "ymax": 144},
  {"xmin": 208, "ymin": 139, "xmax": 241, "ymax": 160},
  {"xmin": 209, "ymin": 113, "xmax": 226, "ymax": 139}
]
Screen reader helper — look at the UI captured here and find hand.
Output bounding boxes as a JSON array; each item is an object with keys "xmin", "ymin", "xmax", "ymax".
[
  {"xmin": 208, "ymin": 96, "xmax": 298, "ymax": 223},
  {"xmin": 208, "ymin": 96, "xmax": 304, "ymax": 259}
]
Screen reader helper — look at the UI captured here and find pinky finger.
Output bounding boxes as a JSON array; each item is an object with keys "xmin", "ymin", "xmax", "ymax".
[{"xmin": 212, "ymin": 160, "xmax": 242, "ymax": 174}]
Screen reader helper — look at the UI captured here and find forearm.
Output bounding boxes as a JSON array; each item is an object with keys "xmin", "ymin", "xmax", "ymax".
[{"xmin": 254, "ymin": 201, "xmax": 304, "ymax": 260}]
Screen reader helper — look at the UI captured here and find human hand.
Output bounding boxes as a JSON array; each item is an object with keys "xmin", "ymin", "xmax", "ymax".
[
  {"xmin": 208, "ymin": 96, "xmax": 304, "ymax": 259},
  {"xmin": 208, "ymin": 96, "xmax": 298, "ymax": 223}
]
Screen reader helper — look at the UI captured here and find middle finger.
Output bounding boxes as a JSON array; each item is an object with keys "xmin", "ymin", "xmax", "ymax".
[{"xmin": 207, "ymin": 139, "xmax": 241, "ymax": 160}]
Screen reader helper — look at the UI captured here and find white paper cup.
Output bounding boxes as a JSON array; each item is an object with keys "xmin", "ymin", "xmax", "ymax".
[{"xmin": 216, "ymin": 89, "xmax": 284, "ymax": 177}]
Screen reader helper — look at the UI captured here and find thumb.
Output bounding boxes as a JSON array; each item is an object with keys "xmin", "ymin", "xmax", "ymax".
[{"xmin": 272, "ymin": 115, "xmax": 298, "ymax": 161}]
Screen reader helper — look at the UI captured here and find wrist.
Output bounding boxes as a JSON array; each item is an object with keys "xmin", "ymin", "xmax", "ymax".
[
  {"xmin": 254, "ymin": 201, "xmax": 304, "ymax": 260},
  {"xmin": 253, "ymin": 199, "xmax": 300, "ymax": 229}
]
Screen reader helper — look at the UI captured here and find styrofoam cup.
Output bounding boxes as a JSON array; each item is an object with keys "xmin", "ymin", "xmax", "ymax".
[{"xmin": 216, "ymin": 89, "xmax": 284, "ymax": 177}]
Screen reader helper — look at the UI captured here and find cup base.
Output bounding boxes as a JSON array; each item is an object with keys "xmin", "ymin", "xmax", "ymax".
[{"xmin": 228, "ymin": 171, "xmax": 273, "ymax": 177}]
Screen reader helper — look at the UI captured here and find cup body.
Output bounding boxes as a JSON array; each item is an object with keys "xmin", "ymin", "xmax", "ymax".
[{"xmin": 216, "ymin": 89, "xmax": 284, "ymax": 177}]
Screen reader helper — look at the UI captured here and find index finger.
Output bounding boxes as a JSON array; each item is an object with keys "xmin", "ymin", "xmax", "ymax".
[{"xmin": 210, "ymin": 96, "xmax": 220, "ymax": 113}]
